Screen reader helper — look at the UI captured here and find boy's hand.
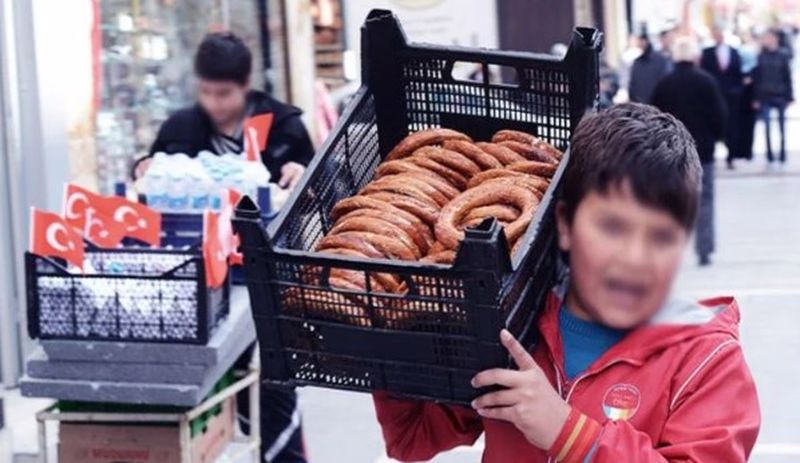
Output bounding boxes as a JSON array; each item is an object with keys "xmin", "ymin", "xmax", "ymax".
[
  {"xmin": 471, "ymin": 329, "xmax": 571, "ymax": 451},
  {"xmin": 279, "ymin": 162, "xmax": 306, "ymax": 189}
]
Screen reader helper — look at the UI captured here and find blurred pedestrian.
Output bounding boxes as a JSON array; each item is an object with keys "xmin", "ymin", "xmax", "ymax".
[
  {"xmin": 652, "ymin": 36, "xmax": 727, "ymax": 266},
  {"xmin": 598, "ymin": 62, "xmax": 620, "ymax": 109},
  {"xmin": 629, "ymin": 33, "xmax": 670, "ymax": 104},
  {"xmin": 753, "ymin": 28, "xmax": 794, "ymax": 165},
  {"xmin": 738, "ymin": 30, "xmax": 760, "ymax": 161},
  {"xmin": 659, "ymin": 27, "xmax": 677, "ymax": 70},
  {"xmin": 701, "ymin": 25, "xmax": 744, "ymax": 169}
]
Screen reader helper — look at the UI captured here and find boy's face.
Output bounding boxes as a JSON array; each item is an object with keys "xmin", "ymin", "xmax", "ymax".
[
  {"xmin": 197, "ymin": 79, "xmax": 249, "ymax": 126},
  {"xmin": 557, "ymin": 182, "xmax": 689, "ymax": 329}
]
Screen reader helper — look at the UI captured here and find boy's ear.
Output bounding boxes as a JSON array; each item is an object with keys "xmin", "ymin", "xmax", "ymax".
[{"xmin": 555, "ymin": 202, "xmax": 572, "ymax": 252}]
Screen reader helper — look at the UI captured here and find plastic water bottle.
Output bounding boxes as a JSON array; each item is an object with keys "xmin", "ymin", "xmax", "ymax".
[
  {"xmin": 188, "ymin": 162, "xmax": 212, "ymax": 211},
  {"xmin": 207, "ymin": 168, "xmax": 224, "ymax": 210},
  {"xmin": 166, "ymin": 154, "xmax": 190, "ymax": 211},
  {"xmin": 144, "ymin": 152, "xmax": 169, "ymax": 210}
]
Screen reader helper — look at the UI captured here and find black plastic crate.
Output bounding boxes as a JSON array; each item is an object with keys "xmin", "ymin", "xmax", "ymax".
[
  {"xmin": 233, "ymin": 10, "xmax": 601, "ymax": 403},
  {"xmin": 26, "ymin": 246, "xmax": 230, "ymax": 345}
]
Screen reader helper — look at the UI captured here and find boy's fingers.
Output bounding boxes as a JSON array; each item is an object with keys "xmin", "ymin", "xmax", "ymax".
[
  {"xmin": 472, "ymin": 368, "xmax": 524, "ymax": 388},
  {"xmin": 289, "ymin": 169, "xmax": 304, "ymax": 188},
  {"xmin": 471, "ymin": 389, "xmax": 520, "ymax": 410},
  {"xmin": 278, "ymin": 172, "xmax": 291, "ymax": 188},
  {"xmin": 500, "ymin": 329, "xmax": 538, "ymax": 371},
  {"xmin": 475, "ymin": 406, "xmax": 514, "ymax": 422}
]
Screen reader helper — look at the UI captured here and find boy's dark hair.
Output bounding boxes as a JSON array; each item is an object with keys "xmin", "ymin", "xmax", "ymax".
[
  {"xmin": 562, "ymin": 103, "xmax": 702, "ymax": 229},
  {"xmin": 194, "ymin": 32, "xmax": 252, "ymax": 85}
]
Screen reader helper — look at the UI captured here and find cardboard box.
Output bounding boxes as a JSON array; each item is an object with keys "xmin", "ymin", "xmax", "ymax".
[{"xmin": 58, "ymin": 397, "xmax": 235, "ymax": 463}]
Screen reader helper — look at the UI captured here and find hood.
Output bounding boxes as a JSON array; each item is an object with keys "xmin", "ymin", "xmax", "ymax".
[{"xmin": 538, "ymin": 282, "xmax": 742, "ymax": 375}]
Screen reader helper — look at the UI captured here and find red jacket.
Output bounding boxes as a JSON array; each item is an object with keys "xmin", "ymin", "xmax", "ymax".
[{"xmin": 373, "ymin": 291, "xmax": 760, "ymax": 462}]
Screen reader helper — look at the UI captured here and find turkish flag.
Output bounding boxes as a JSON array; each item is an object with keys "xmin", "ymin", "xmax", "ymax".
[
  {"xmin": 219, "ymin": 189, "xmax": 242, "ymax": 265},
  {"xmin": 243, "ymin": 113, "xmax": 274, "ymax": 162},
  {"xmin": 202, "ymin": 210, "xmax": 229, "ymax": 288},
  {"xmin": 30, "ymin": 208, "xmax": 85, "ymax": 269},
  {"xmin": 84, "ymin": 208, "xmax": 127, "ymax": 248},
  {"xmin": 62, "ymin": 183, "xmax": 107, "ymax": 230},
  {"xmin": 98, "ymin": 197, "xmax": 162, "ymax": 246}
]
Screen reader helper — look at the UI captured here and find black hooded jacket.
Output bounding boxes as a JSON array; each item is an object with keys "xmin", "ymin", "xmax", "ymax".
[{"xmin": 135, "ymin": 90, "xmax": 314, "ymax": 181}]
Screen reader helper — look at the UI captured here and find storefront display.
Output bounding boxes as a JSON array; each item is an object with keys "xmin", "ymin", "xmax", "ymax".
[{"xmin": 92, "ymin": 0, "xmax": 268, "ymax": 194}]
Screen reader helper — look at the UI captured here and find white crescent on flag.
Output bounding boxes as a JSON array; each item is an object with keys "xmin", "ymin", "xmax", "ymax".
[
  {"xmin": 86, "ymin": 213, "xmax": 109, "ymax": 239},
  {"xmin": 46, "ymin": 222, "xmax": 73, "ymax": 252},
  {"xmin": 113, "ymin": 205, "xmax": 147, "ymax": 231},
  {"xmin": 64, "ymin": 191, "xmax": 89, "ymax": 220}
]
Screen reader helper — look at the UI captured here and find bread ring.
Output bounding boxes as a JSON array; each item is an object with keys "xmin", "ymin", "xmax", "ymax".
[
  {"xmin": 327, "ymin": 231, "xmax": 418, "ymax": 261},
  {"xmin": 316, "ymin": 247, "xmax": 402, "ymax": 292},
  {"xmin": 427, "ymin": 241, "xmax": 448, "ymax": 254},
  {"xmin": 407, "ymin": 156, "xmax": 468, "ymax": 190},
  {"xmin": 507, "ymin": 161, "xmax": 558, "ymax": 178},
  {"xmin": 491, "ymin": 129, "xmax": 539, "ymax": 145},
  {"xmin": 361, "ymin": 191, "xmax": 440, "ymax": 226},
  {"xmin": 360, "ymin": 177, "xmax": 441, "ymax": 209},
  {"xmin": 462, "ymin": 204, "xmax": 520, "ymax": 224},
  {"xmin": 467, "ymin": 168, "xmax": 527, "ymax": 189},
  {"xmin": 375, "ymin": 160, "xmax": 456, "ymax": 194},
  {"xmin": 330, "ymin": 215, "xmax": 421, "ymax": 259},
  {"xmin": 435, "ymin": 183, "xmax": 539, "ymax": 249},
  {"xmin": 476, "ymin": 142, "xmax": 527, "ymax": 165},
  {"xmin": 411, "ymin": 146, "xmax": 481, "ymax": 178},
  {"xmin": 367, "ymin": 174, "xmax": 453, "ymax": 206},
  {"xmin": 282, "ymin": 282, "xmax": 370, "ymax": 327},
  {"xmin": 329, "ymin": 196, "xmax": 434, "ymax": 247},
  {"xmin": 480, "ymin": 176, "xmax": 549, "ymax": 198},
  {"xmin": 420, "ymin": 250, "xmax": 456, "ymax": 265},
  {"xmin": 385, "ymin": 128, "xmax": 472, "ymax": 161},
  {"xmin": 499, "ymin": 140, "xmax": 558, "ymax": 164},
  {"xmin": 336, "ymin": 208, "xmax": 432, "ymax": 255},
  {"xmin": 317, "ymin": 233, "xmax": 385, "ymax": 258},
  {"xmin": 396, "ymin": 171, "xmax": 461, "ymax": 200},
  {"xmin": 375, "ymin": 159, "xmax": 429, "ymax": 178},
  {"xmin": 442, "ymin": 140, "xmax": 503, "ymax": 170}
]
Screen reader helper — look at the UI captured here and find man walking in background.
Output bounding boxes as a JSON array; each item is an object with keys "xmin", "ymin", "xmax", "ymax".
[
  {"xmin": 629, "ymin": 32, "xmax": 671, "ymax": 104},
  {"xmin": 653, "ymin": 36, "xmax": 727, "ymax": 266},
  {"xmin": 754, "ymin": 28, "xmax": 794, "ymax": 166},
  {"xmin": 701, "ymin": 24, "xmax": 744, "ymax": 170}
]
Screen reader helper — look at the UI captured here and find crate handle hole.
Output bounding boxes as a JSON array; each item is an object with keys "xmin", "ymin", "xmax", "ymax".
[{"xmin": 449, "ymin": 62, "xmax": 524, "ymax": 88}]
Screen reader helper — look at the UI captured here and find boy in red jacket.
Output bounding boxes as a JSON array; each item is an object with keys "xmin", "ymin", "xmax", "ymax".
[{"xmin": 373, "ymin": 103, "xmax": 760, "ymax": 462}]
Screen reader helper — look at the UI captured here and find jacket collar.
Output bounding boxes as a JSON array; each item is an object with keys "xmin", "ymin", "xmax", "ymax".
[{"xmin": 538, "ymin": 282, "xmax": 742, "ymax": 379}]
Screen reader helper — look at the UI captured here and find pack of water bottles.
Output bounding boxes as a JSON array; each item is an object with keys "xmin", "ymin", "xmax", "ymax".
[{"xmin": 142, "ymin": 151, "xmax": 271, "ymax": 213}]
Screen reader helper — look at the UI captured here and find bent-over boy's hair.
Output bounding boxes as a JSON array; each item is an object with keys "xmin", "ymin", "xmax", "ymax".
[
  {"xmin": 562, "ymin": 103, "xmax": 702, "ymax": 229},
  {"xmin": 194, "ymin": 32, "xmax": 252, "ymax": 85}
]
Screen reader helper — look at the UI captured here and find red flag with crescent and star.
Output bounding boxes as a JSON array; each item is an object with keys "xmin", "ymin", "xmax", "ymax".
[
  {"xmin": 84, "ymin": 208, "xmax": 127, "ymax": 248},
  {"xmin": 30, "ymin": 208, "xmax": 85, "ymax": 269},
  {"xmin": 243, "ymin": 113, "xmax": 274, "ymax": 162},
  {"xmin": 97, "ymin": 196, "xmax": 162, "ymax": 246},
  {"xmin": 202, "ymin": 210, "xmax": 229, "ymax": 288},
  {"xmin": 62, "ymin": 183, "xmax": 107, "ymax": 230}
]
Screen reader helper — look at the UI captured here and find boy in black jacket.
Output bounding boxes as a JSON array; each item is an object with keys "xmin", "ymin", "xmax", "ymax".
[
  {"xmin": 136, "ymin": 33, "xmax": 312, "ymax": 463},
  {"xmin": 133, "ymin": 32, "xmax": 313, "ymax": 189}
]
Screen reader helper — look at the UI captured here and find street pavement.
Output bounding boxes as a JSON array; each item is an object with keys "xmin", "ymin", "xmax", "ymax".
[{"xmin": 300, "ymin": 153, "xmax": 800, "ymax": 462}]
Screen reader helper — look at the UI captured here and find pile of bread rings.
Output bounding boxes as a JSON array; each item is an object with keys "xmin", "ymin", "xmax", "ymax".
[{"xmin": 286, "ymin": 128, "xmax": 562, "ymax": 326}]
